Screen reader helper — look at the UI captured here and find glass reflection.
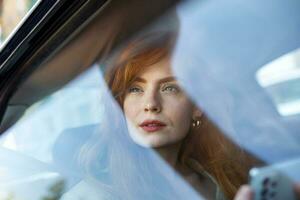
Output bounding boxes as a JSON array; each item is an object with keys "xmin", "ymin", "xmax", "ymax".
[
  {"xmin": 172, "ymin": 0, "xmax": 300, "ymax": 164},
  {"xmin": 256, "ymin": 48, "xmax": 300, "ymax": 117}
]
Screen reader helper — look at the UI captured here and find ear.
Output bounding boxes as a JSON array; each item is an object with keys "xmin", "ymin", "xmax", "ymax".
[{"xmin": 192, "ymin": 106, "xmax": 203, "ymax": 120}]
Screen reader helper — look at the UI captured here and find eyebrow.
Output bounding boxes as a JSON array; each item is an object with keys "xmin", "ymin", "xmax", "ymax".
[{"xmin": 134, "ymin": 76, "xmax": 177, "ymax": 84}]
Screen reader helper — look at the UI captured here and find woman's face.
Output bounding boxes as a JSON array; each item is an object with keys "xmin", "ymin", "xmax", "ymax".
[{"xmin": 123, "ymin": 57, "xmax": 196, "ymax": 148}]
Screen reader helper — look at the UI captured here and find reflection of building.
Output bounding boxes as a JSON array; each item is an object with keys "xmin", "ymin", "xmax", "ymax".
[{"xmin": 0, "ymin": 0, "xmax": 37, "ymax": 42}]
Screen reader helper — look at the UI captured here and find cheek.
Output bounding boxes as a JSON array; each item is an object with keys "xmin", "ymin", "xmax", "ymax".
[
  {"xmin": 165, "ymin": 98, "xmax": 193, "ymax": 129},
  {"xmin": 123, "ymin": 97, "xmax": 139, "ymax": 121},
  {"xmin": 176, "ymin": 109, "xmax": 193, "ymax": 138},
  {"xmin": 176, "ymin": 109, "xmax": 193, "ymax": 132}
]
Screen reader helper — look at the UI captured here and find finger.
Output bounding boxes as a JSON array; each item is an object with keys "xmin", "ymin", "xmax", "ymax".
[
  {"xmin": 294, "ymin": 183, "xmax": 300, "ymax": 199},
  {"xmin": 234, "ymin": 185, "xmax": 254, "ymax": 200}
]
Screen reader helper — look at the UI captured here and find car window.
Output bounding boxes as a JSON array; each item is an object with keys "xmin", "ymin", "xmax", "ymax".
[
  {"xmin": 1, "ymin": 63, "xmax": 201, "ymax": 200},
  {"xmin": 0, "ymin": 0, "xmax": 39, "ymax": 44},
  {"xmin": 0, "ymin": 0, "xmax": 300, "ymax": 199},
  {"xmin": 0, "ymin": 65, "xmax": 105, "ymax": 199},
  {"xmin": 1, "ymin": 65, "xmax": 103, "ymax": 163}
]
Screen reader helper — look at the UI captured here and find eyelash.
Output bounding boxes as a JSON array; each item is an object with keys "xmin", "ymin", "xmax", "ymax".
[
  {"xmin": 128, "ymin": 86, "xmax": 143, "ymax": 93},
  {"xmin": 127, "ymin": 84, "xmax": 180, "ymax": 94},
  {"xmin": 161, "ymin": 84, "xmax": 180, "ymax": 93}
]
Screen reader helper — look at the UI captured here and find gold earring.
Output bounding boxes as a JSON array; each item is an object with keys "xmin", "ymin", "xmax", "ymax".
[{"xmin": 192, "ymin": 119, "xmax": 201, "ymax": 128}]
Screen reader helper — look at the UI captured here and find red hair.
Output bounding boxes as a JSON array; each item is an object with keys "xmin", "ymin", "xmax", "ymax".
[{"xmin": 105, "ymin": 32, "xmax": 175, "ymax": 105}]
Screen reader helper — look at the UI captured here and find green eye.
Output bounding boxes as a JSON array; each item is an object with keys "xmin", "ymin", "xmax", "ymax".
[
  {"xmin": 162, "ymin": 85, "xmax": 179, "ymax": 93},
  {"xmin": 128, "ymin": 86, "xmax": 143, "ymax": 93}
]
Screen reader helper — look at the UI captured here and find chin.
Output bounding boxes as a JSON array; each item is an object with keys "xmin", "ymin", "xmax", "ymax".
[
  {"xmin": 148, "ymin": 138, "xmax": 179, "ymax": 148},
  {"xmin": 131, "ymin": 136, "xmax": 167, "ymax": 148}
]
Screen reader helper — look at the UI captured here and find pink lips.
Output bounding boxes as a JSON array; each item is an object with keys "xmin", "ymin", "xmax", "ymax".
[{"xmin": 139, "ymin": 120, "xmax": 166, "ymax": 132}]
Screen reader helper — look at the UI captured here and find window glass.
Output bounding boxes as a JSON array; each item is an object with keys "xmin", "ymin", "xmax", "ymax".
[
  {"xmin": 1, "ymin": 66, "xmax": 103, "ymax": 162},
  {"xmin": 0, "ymin": 65, "xmax": 104, "ymax": 199},
  {"xmin": 1, "ymin": 0, "xmax": 300, "ymax": 199},
  {"xmin": 172, "ymin": 0, "xmax": 300, "ymax": 165},
  {"xmin": 0, "ymin": 0, "xmax": 39, "ymax": 44},
  {"xmin": 256, "ymin": 48, "xmax": 300, "ymax": 117},
  {"xmin": 1, "ymin": 63, "xmax": 202, "ymax": 199}
]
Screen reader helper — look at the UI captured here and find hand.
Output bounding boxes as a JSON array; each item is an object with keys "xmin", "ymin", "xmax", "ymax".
[
  {"xmin": 234, "ymin": 184, "xmax": 300, "ymax": 200},
  {"xmin": 234, "ymin": 185, "xmax": 253, "ymax": 200},
  {"xmin": 295, "ymin": 184, "xmax": 300, "ymax": 199}
]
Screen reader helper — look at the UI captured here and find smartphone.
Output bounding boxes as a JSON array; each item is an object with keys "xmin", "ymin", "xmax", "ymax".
[{"xmin": 250, "ymin": 166, "xmax": 297, "ymax": 200}]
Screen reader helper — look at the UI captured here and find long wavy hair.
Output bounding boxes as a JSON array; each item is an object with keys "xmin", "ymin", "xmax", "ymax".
[{"xmin": 102, "ymin": 29, "xmax": 260, "ymax": 199}]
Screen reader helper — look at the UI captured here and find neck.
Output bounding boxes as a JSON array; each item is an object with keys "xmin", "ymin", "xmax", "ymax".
[{"xmin": 154, "ymin": 142, "xmax": 182, "ymax": 168}]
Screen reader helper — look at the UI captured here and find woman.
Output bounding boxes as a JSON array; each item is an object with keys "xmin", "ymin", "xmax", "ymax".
[{"xmin": 93, "ymin": 26, "xmax": 259, "ymax": 200}]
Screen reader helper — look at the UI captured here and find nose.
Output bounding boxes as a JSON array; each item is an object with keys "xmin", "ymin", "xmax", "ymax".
[{"xmin": 144, "ymin": 90, "xmax": 162, "ymax": 113}]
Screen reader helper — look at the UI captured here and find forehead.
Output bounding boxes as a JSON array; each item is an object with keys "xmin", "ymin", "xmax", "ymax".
[{"xmin": 138, "ymin": 57, "xmax": 174, "ymax": 81}]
